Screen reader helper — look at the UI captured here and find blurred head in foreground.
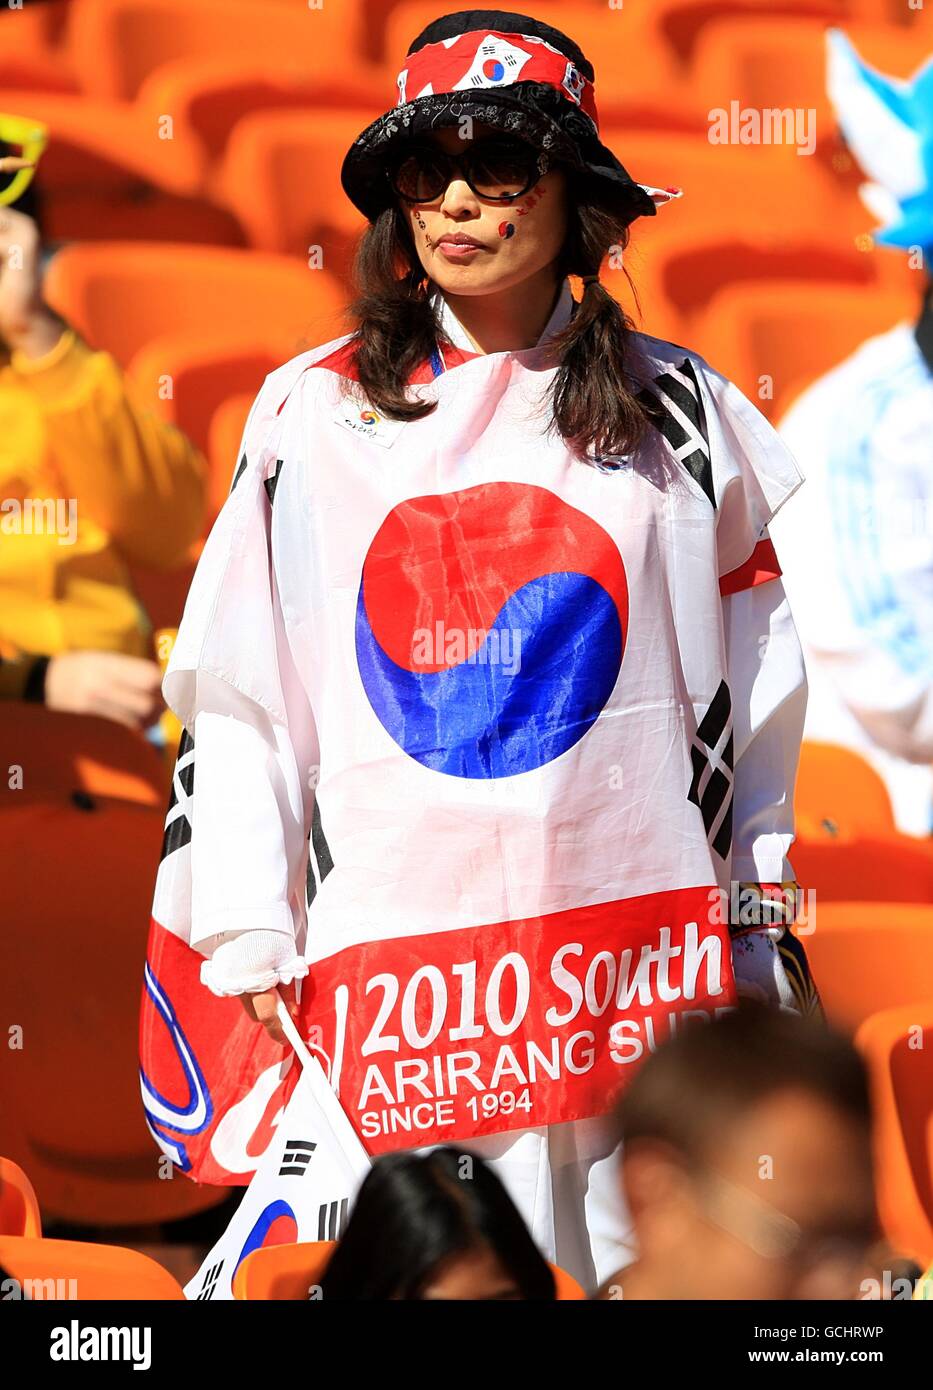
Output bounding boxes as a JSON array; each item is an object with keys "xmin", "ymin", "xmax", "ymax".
[
  {"xmin": 604, "ymin": 1004, "xmax": 877, "ymax": 1300},
  {"xmin": 318, "ymin": 1146, "xmax": 556, "ymax": 1300}
]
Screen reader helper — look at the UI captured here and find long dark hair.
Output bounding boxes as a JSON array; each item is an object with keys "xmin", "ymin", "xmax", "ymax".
[
  {"xmin": 344, "ymin": 165, "xmax": 653, "ymax": 463},
  {"xmin": 318, "ymin": 1147, "xmax": 557, "ymax": 1300}
]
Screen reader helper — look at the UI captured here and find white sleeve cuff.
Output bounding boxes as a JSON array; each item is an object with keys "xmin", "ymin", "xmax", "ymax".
[
  {"xmin": 731, "ymin": 852, "xmax": 795, "ymax": 886},
  {"xmin": 190, "ymin": 901, "xmax": 297, "ymax": 953}
]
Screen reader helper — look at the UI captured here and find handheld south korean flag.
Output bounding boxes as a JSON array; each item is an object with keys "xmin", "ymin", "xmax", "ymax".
[{"xmin": 186, "ymin": 1004, "xmax": 372, "ymax": 1302}]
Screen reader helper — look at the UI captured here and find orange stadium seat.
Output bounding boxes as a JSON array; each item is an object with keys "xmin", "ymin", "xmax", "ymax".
[
  {"xmin": 600, "ymin": 131, "xmax": 851, "ymax": 245},
  {"xmin": 0, "ymin": 702, "xmax": 167, "ymax": 808},
  {"xmin": 645, "ymin": 232, "xmax": 890, "ymax": 329},
  {"xmin": 363, "ymin": 0, "xmax": 437, "ymax": 63},
  {"xmin": 119, "ymin": 336, "xmax": 272, "ymax": 584},
  {"xmin": 649, "ymin": 0, "xmax": 852, "ymax": 66},
  {"xmin": 691, "ymin": 18, "xmax": 926, "ymax": 158},
  {"xmin": 0, "ymin": 1157, "xmax": 42, "ymax": 1238},
  {"xmin": 232, "ymin": 1240, "xmax": 335, "ymax": 1299},
  {"xmin": 686, "ymin": 10, "xmax": 933, "ymax": 208},
  {"xmin": 795, "ymin": 742, "xmax": 897, "ymax": 841},
  {"xmin": 214, "ymin": 109, "xmax": 372, "ymax": 260},
  {"xmin": 0, "ymin": 88, "xmax": 242, "ymax": 244},
  {"xmin": 125, "ymin": 333, "xmax": 280, "ymax": 458},
  {"xmin": 44, "ymin": 243, "xmax": 348, "ymax": 370},
  {"xmin": 791, "ymin": 902, "xmax": 933, "ymax": 1033},
  {"xmin": 0, "ymin": 89, "xmax": 204, "ymax": 197},
  {"xmin": 375, "ymin": 0, "xmax": 854, "ymax": 77},
  {"xmin": 136, "ymin": 58, "xmax": 384, "ymax": 166},
  {"xmin": 848, "ymin": 0, "xmax": 933, "ymax": 26},
  {"xmin": 628, "ymin": 241, "xmax": 906, "ymax": 366},
  {"xmin": 856, "ymin": 1002, "xmax": 933, "ymax": 1267},
  {"xmin": 0, "ymin": 0, "xmax": 77, "ymax": 95},
  {"xmin": 233, "ymin": 1240, "xmax": 588, "ymax": 1299},
  {"xmin": 695, "ymin": 281, "xmax": 916, "ymax": 419},
  {"xmin": 595, "ymin": 135, "xmax": 796, "ymax": 339},
  {"xmin": 792, "ymin": 835, "xmax": 933, "ymax": 906},
  {"xmin": 42, "ymin": 192, "xmax": 243, "ymax": 249},
  {"xmin": 208, "ymin": 392, "xmax": 255, "ymax": 520},
  {"xmin": 0, "ymin": 1236, "xmax": 185, "ymax": 1299},
  {"xmin": 67, "ymin": 0, "xmax": 367, "ymax": 103},
  {"xmin": 0, "ymin": 706, "xmax": 224, "ymax": 1225}
]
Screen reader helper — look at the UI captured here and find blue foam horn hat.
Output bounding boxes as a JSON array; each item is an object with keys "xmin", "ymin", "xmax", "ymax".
[{"xmin": 827, "ymin": 28, "xmax": 933, "ymax": 252}]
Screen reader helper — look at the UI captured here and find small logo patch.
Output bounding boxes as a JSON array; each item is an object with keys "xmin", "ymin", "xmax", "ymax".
[{"xmin": 333, "ymin": 398, "xmax": 408, "ymax": 449}]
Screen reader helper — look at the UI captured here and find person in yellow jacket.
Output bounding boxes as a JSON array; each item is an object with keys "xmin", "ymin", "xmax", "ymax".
[{"xmin": 0, "ymin": 156, "xmax": 207, "ymax": 726}]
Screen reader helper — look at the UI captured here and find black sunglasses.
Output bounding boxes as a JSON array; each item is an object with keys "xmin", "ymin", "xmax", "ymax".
[{"xmin": 387, "ymin": 137, "xmax": 551, "ymax": 204}]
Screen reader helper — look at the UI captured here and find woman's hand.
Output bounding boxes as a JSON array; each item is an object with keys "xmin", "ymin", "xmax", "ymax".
[
  {"xmin": 239, "ymin": 980, "xmax": 300, "ymax": 1044},
  {"xmin": 44, "ymin": 651, "xmax": 164, "ymax": 728}
]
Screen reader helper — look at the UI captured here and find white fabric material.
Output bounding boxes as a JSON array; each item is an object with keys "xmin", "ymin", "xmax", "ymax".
[
  {"xmin": 188, "ymin": 568, "xmax": 807, "ymax": 998},
  {"xmin": 189, "ymin": 709, "xmax": 310, "ymax": 953},
  {"xmin": 724, "ymin": 574, "xmax": 808, "ymax": 883},
  {"xmin": 160, "ymin": 281, "xmax": 809, "ymax": 1284},
  {"xmin": 723, "ymin": 574, "xmax": 808, "ymax": 1012},
  {"xmin": 772, "ymin": 322, "xmax": 933, "ymax": 835},
  {"xmin": 201, "ymin": 928, "xmax": 309, "ymax": 998}
]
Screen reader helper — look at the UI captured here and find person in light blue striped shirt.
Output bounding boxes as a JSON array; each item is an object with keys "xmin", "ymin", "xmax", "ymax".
[{"xmin": 773, "ymin": 32, "xmax": 933, "ymax": 836}]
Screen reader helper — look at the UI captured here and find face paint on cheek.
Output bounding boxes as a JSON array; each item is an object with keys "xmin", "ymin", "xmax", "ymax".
[
  {"xmin": 498, "ymin": 221, "xmax": 516, "ymax": 239},
  {"xmin": 413, "ymin": 207, "xmax": 433, "ymax": 248},
  {"xmin": 516, "ymin": 184, "xmax": 547, "ymax": 217}
]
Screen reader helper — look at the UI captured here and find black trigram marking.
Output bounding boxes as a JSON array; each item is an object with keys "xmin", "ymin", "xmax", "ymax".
[
  {"xmin": 318, "ymin": 1197, "xmax": 349, "ymax": 1241},
  {"xmin": 687, "ymin": 680, "xmax": 734, "ymax": 861},
  {"xmin": 230, "ymin": 452, "xmax": 248, "ymax": 493},
  {"xmin": 263, "ymin": 458, "xmax": 284, "ymax": 506},
  {"xmin": 196, "ymin": 1260, "xmax": 224, "ymax": 1301},
  {"xmin": 278, "ymin": 1139, "xmax": 317, "ymax": 1177},
  {"xmin": 160, "ymin": 728, "xmax": 195, "ymax": 861},
  {"xmin": 306, "ymin": 795, "xmax": 334, "ymax": 909},
  {"xmin": 637, "ymin": 358, "xmax": 714, "ymax": 507}
]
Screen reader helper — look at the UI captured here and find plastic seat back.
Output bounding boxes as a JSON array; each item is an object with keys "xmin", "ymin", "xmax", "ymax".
[
  {"xmin": 795, "ymin": 741, "xmax": 897, "ymax": 841},
  {"xmin": 856, "ymin": 1003, "xmax": 933, "ymax": 1266},
  {"xmin": 0, "ymin": 1235, "xmax": 185, "ymax": 1299},
  {"xmin": 45, "ymin": 242, "xmax": 347, "ymax": 369},
  {"xmin": 791, "ymin": 837, "xmax": 933, "ymax": 909},
  {"xmin": 67, "ymin": 0, "xmax": 365, "ymax": 102},
  {"xmin": 0, "ymin": 1158, "xmax": 41, "ymax": 1238},
  {"xmin": 792, "ymin": 902, "xmax": 933, "ymax": 1032}
]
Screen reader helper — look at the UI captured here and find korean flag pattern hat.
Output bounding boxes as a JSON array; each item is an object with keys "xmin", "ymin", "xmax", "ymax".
[{"xmin": 340, "ymin": 8, "xmax": 681, "ymax": 224}]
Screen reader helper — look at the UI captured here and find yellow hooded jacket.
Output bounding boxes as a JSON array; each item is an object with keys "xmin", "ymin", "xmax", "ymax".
[{"xmin": 0, "ymin": 327, "xmax": 207, "ymax": 697}]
